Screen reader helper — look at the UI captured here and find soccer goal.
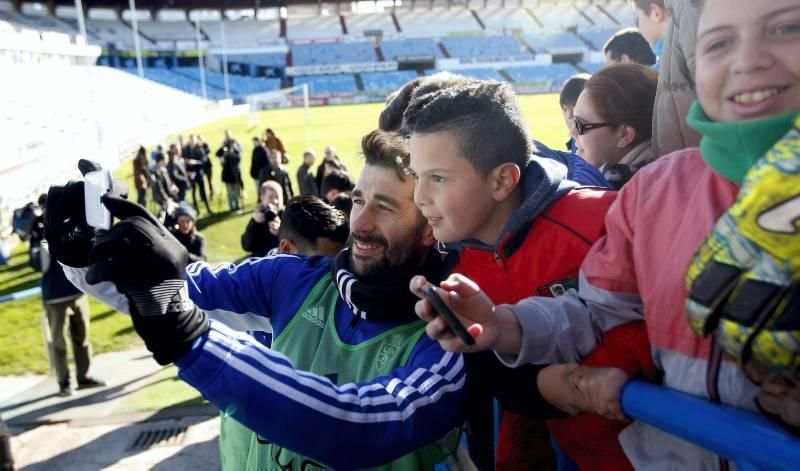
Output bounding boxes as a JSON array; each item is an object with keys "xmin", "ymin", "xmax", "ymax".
[{"xmin": 245, "ymin": 83, "xmax": 311, "ymax": 149}]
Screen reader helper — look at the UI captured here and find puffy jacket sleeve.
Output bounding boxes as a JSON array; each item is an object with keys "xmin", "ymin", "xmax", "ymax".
[
  {"xmin": 497, "ymin": 175, "xmax": 646, "ymax": 367},
  {"xmin": 175, "ymin": 321, "xmax": 467, "ymax": 469}
]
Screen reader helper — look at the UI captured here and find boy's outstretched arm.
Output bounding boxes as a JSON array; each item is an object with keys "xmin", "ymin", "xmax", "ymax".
[{"xmin": 409, "ymin": 274, "xmax": 522, "ymax": 354}]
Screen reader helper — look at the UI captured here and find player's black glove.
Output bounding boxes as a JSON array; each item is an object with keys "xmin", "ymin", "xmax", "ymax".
[
  {"xmin": 44, "ymin": 159, "xmax": 128, "ymax": 268},
  {"xmin": 86, "ymin": 194, "xmax": 208, "ymax": 365}
]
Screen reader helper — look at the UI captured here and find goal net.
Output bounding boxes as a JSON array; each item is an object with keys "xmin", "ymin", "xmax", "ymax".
[{"xmin": 245, "ymin": 83, "xmax": 311, "ymax": 148}]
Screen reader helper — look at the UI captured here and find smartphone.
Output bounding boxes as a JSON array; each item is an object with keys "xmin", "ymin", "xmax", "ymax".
[
  {"xmin": 84, "ymin": 169, "xmax": 112, "ymax": 230},
  {"xmin": 423, "ymin": 285, "xmax": 475, "ymax": 346}
]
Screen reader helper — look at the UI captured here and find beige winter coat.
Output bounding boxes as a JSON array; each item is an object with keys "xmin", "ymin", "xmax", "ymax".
[{"xmin": 652, "ymin": 0, "xmax": 703, "ymax": 158}]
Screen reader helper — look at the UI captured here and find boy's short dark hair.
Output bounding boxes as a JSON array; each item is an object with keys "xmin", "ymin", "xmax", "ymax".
[
  {"xmin": 379, "ymin": 72, "xmax": 478, "ymax": 133},
  {"xmin": 278, "ymin": 195, "xmax": 349, "ymax": 253},
  {"xmin": 559, "ymin": 73, "xmax": 591, "ymax": 108},
  {"xmin": 360, "ymin": 129, "xmax": 413, "ymax": 181},
  {"xmin": 403, "ymin": 81, "xmax": 532, "ymax": 174},
  {"xmin": 321, "ymin": 170, "xmax": 354, "ymax": 196},
  {"xmin": 604, "ymin": 28, "xmax": 657, "ymax": 66}
]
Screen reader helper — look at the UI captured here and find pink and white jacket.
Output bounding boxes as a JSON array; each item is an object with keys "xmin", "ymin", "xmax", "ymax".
[{"xmin": 499, "ymin": 148, "xmax": 760, "ymax": 470}]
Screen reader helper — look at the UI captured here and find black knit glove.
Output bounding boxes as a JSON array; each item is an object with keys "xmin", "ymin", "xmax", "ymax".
[
  {"xmin": 44, "ymin": 159, "xmax": 128, "ymax": 268},
  {"xmin": 86, "ymin": 194, "xmax": 208, "ymax": 365}
]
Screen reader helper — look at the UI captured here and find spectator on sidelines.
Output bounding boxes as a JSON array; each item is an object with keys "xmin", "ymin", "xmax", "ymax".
[
  {"xmin": 297, "ymin": 150, "xmax": 319, "ymax": 196},
  {"xmin": 30, "ymin": 194, "xmax": 105, "ymax": 397},
  {"xmin": 315, "ymin": 145, "xmax": 348, "ymax": 191},
  {"xmin": 151, "ymin": 152, "xmax": 179, "ymax": 225},
  {"xmin": 572, "ymin": 64, "xmax": 658, "ymax": 188},
  {"xmin": 264, "ymin": 128, "xmax": 286, "ymax": 156},
  {"xmin": 413, "ymin": 0, "xmax": 800, "ymax": 466},
  {"xmin": 604, "ymin": 28, "xmax": 657, "ymax": 67},
  {"xmin": 198, "ymin": 135, "xmax": 214, "ymax": 199},
  {"xmin": 167, "ymin": 144, "xmax": 190, "ymax": 203},
  {"xmin": 331, "ymin": 192, "xmax": 352, "ymax": 224},
  {"xmin": 403, "ymin": 79, "xmax": 619, "ymax": 470},
  {"xmin": 320, "ymin": 169, "xmax": 354, "ymax": 203},
  {"xmin": 261, "ymin": 149, "xmax": 294, "ymax": 204},
  {"xmin": 170, "ymin": 205, "xmax": 207, "ymax": 264},
  {"xmin": 559, "ymin": 74, "xmax": 591, "ymax": 153},
  {"xmin": 218, "ymin": 130, "xmax": 243, "ymax": 211},
  {"xmin": 241, "ymin": 180, "xmax": 284, "ymax": 258},
  {"xmin": 249, "ymin": 136, "xmax": 271, "ymax": 196},
  {"xmin": 46, "ymin": 129, "xmax": 466, "ymax": 470},
  {"xmin": 184, "ymin": 135, "xmax": 213, "ymax": 216},
  {"xmin": 150, "ymin": 144, "xmax": 163, "ymax": 164},
  {"xmin": 630, "ymin": 0, "xmax": 671, "ymax": 68},
  {"xmin": 133, "ymin": 145, "xmax": 150, "ymax": 206},
  {"xmin": 276, "ymin": 195, "xmax": 348, "ymax": 256}
]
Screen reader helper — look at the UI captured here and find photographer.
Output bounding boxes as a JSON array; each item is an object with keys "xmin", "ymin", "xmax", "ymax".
[{"xmin": 241, "ymin": 180, "xmax": 284, "ymax": 257}]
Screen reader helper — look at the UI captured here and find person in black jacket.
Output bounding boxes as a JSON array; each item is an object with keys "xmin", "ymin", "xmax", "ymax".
[
  {"xmin": 315, "ymin": 145, "xmax": 348, "ymax": 192},
  {"xmin": 260, "ymin": 148, "xmax": 293, "ymax": 204},
  {"xmin": 183, "ymin": 135, "xmax": 213, "ymax": 216},
  {"xmin": 250, "ymin": 136, "xmax": 271, "ymax": 196},
  {"xmin": 297, "ymin": 150, "xmax": 319, "ymax": 196},
  {"xmin": 167, "ymin": 144, "xmax": 190, "ymax": 203},
  {"xmin": 241, "ymin": 180, "xmax": 284, "ymax": 257},
  {"xmin": 170, "ymin": 205, "xmax": 207, "ymax": 264},
  {"xmin": 217, "ymin": 130, "xmax": 243, "ymax": 211}
]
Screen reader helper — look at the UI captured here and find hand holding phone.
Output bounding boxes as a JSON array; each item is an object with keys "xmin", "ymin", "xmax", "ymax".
[
  {"xmin": 84, "ymin": 169, "xmax": 112, "ymax": 230},
  {"xmin": 423, "ymin": 285, "xmax": 475, "ymax": 346}
]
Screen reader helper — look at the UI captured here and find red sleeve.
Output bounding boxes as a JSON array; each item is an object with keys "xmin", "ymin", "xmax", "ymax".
[{"xmin": 581, "ymin": 321, "xmax": 657, "ymax": 379}]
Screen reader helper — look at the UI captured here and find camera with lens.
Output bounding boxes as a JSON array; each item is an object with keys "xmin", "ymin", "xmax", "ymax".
[{"xmin": 259, "ymin": 205, "xmax": 278, "ymax": 222}]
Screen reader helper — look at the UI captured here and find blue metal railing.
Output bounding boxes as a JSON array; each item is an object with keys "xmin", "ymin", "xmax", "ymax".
[
  {"xmin": 620, "ymin": 380, "xmax": 800, "ymax": 471},
  {"xmin": 0, "ymin": 287, "xmax": 40, "ymax": 304}
]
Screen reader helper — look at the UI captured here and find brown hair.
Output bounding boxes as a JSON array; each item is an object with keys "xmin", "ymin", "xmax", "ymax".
[
  {"xmin": 583, "ymin": 64, "xmax": 658, "ymax": 148},
  {"xmin": 360, "ymin": 129, "xmax": 413, "ymax": 181}
]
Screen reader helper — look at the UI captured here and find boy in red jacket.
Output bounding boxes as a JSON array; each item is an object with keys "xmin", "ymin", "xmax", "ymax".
[{"xmin": 404, "ymin": 81, "xmax": 652, "ymax": 470}]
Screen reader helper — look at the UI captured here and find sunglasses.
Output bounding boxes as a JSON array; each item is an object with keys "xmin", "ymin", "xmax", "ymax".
[{"xmin": 573, "ymin": 116, "xmax": 617, "ymax": 136}]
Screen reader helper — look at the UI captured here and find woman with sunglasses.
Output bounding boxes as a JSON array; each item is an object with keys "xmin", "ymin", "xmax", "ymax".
[{"xmin": 573, "ymin": 64, "xmax": 658, "ymax": 188}]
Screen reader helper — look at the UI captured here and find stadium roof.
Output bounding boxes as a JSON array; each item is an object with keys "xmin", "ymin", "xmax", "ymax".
[{"xmin": 23, "ymin": 0, "xmax": 314, "ymax": 11}]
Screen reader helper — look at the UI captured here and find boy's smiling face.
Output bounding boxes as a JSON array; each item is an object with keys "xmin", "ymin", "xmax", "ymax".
[
  {"xmin": 696, "ymin": 0, "xmax": 800, "ymax": 122},
  {"xmin": 409, "ymin": 131, "xmax": 499, "ymax": 244}
]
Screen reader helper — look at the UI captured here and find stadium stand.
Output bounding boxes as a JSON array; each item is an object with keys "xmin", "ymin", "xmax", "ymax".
[
  {"xmin": 286, "ymin": 14, "xmax": 342, "ymax": 40},
  {"xmin": 581, "ymin": 29, "xmax": 618, "ymax": 51},
  {"xmin": 0, "ymin": 9, "xmax": 75, "ymax": 35},
  {"xmin": 291, "ymin": 41, "xmax": 376, "ymax": 66},
  {"xmin": 380, "ymin": 37, "xmax": 442, "ymax": 61},
  {"xmin": 226, "ymin": 52, "xmax": 287, "ymax": 68},
  {"xmin": 293, "ymin": 74, "xmax": 358, "ymax": 95},
  {"xmin": 440, "ymin": 67, "xmax": 505, "ymax": 82},
  {"xmin": 525, "ymin": 31, "xmax": 586, "ymax": 53},
  {"xmin": 172, "ymin": 66, "xmax": 280, "ymax": 98},
  {"xmin": 441, "ymin": 35, "xmax": 533, "ymax": 63},
  {"xmin": 581, "ymin": 1, "xmax": 622, "ymax": 30},
  {"xmin": 82, "ymin": 17, "xmax": 154, "ymax": 49},
  {"xmin": 578, "ymin": 61, "xmax": 605, "ymax": 74},
  {"xmin": 478, "ymin": 7, "xmax": 541, "ymax": 34},
  {"xmin": 504, "ymin": 63, "xmax": 578, "ymax": 86},
  {"xmin": 605, "ymin": 0, "xmax": 637, "ymax": 26},
  {"xmin": 394, "ymin": 9, "xmax": 480, "ymax": 37},
  {"xmin": 360, "ymin": 70, "xmax": 418, "ymax": 95},
  {"xmin": 343, "ymin": 12, "xmax": 397, "ymax": 36},
  {"xmin": 202, "ymin": 18, "xmax": 281, "ymax": 47},
  {"xmin": 137, "ymin": 19, "xmax": 196, "ymax": 43}
]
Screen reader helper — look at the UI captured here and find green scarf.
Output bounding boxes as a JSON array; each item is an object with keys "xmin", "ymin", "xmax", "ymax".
[{"xmin": 686, "ymin": 101, "xmax": 798, "ymax": 184}]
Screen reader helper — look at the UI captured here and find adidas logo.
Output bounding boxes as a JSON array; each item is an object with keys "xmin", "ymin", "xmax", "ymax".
[{"xmin": 301, "ymin": 307, "xmax": 326, "ymax": 328}]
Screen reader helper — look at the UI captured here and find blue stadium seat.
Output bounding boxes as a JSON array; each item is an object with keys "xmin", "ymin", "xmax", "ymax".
[
  {"xmin": 291, "ymin": 42, "xmax": 377, "ymax": 66},
  {"xmin": 438, "ymin": 68, "xmax": 505, "ymax": 81},
  {"xmin": 441, "ymin": 35, "xmax": 532, "ymax": 62},
  {"xmin": 381, "ymin": 38, "xmax": 443, "ymax": 61},
  {"xmin": 361, "ymin": 70, "xmax": 419, "ymax": 95},
  {"xmin": 505, "ymin": 63, "xmax": 578, "ymax": 85},
  {"xmin": 581, "ymin": 30, "xmax": 618, "ymax": 51},
  {"xmin": 226, "ymin": 52, "xmax": 287, "ymax": 68},
  {"xmin": 293, "ymin": 74, "xmax": 358, "ymax": 95},
  {"xmin": 578, "ymin": 62, "xmax": 605, "ymax": 74},
  {"xmin": 525, "ymin": 32, "xmax": 586, "ymax": 53}
]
